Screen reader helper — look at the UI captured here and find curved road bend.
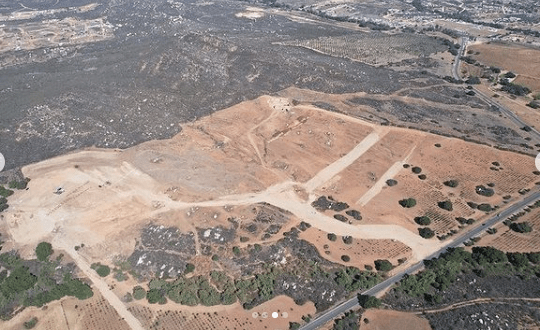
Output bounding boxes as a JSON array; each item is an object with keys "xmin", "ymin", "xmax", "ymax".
[
  {"xmin": 300, "ymin": 190, "xmax": 540, "ymax": 330},
  {"xmin": 453, "ymin": 37, "xmax": 540, "ymax": 142}
]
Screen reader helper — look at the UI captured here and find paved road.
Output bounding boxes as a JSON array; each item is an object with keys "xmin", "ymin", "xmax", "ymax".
[
  {"xmin": 452, "ymin": 37, "xmax": 540, "ymax": 142},
  {"xmin": 452, "ymin": 36, "xmax": 468, "ymax": 81},
  {"xmin": 299, "ymin": 190, "xmax": 540, "ymax": 330}
]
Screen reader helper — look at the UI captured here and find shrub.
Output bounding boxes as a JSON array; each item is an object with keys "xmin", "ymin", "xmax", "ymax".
[
  {"xmin": 147, "ymin": 289, "xmax": 165, "ymax": 304},
  {"xmin": 133, "ymin": 286, "xmax": 146, "ymax": 300},
  {"xmin": 289, "ymin": 322, "xmax": 301, "ymax": 330},
  {"xmin": 327, "ymin": 233, "xmax": 337, "ymax": 241},
  {"xmin": 438, "ymin": 200, "xmax": 453, "ymax": 211},
  {"xmin": 507, "ymin": 252, "xmax": 529, "ymax": 268},
  {"xmin": 418, "ymin": 174, "xmax": 427, "ymax": 180},
  {"xmin": 345, "ymin": 209, "xmax": 362, "ymax": 220},
  {"xmin": 185, "ymin": 263, "xmax": 195, "ymax": 273},
  {"xmin": 289, "ymin": 322, "xmax": 300, "ymax": 330},
  {"xmin": 35, "ymin": 242, "xmax": 53, "ymax": 261},
  {"xmin": 443, "ymin": 180, "xmax": 459, "ymax": 187},
  {"xmin": 341, "ymin": 255, "xmax": 350, "ymax": 262},
  {"xmin": 414, "ymin": 216, "xmax": 431, "ymax": 226},
  {"xmin": 232, "ymin": 246, "xmax": 241, "ymax": 255},
  {"xmin": 505, "ymin": 71, "xmax": 516, "ymax": 78},
  {"xmin": 527, "ymin": 252, "xmax": 540, "ymax": 264},
  {"xmin": 399, "ymin": 198, "xmax": 417, "ymax": 208},
  {"xmin": 419, "ymin": 227, "xmax": 435, "ymax": 239},
  {"xmin": 334, "ymin": 214, "xmax": 348, "ymax": 222},
  {"xmin": 358, "ymin": 294, "xmax": 381, "ymax": 308},
  {"xmin": 411, "ymin": 166, "xmax": 422, "ymax": 174},
  {"xmin": 386, "ymin": 179, "xmax": 398, "ymax": 187},
  {"xmin": 0, "ymin": 186, "xmax": 14, "ymax": 198},
  {"xmin": 527, "ymin": 101, "xmax": 540, "ymax": 109},
  {"xmin": 96, "ymin": 265, "xmax": 111, "ymax": 277},
  {"xmin": 510, "ymin": 222, "xmax": 532, "ymax": 233},
  {"xmin": 342, "ymin": 236, "xmax": 353, "ymax": 245},
  {"xmin": 477, "ymin": 203, "xmax": 492, "ymax": 212},
  {"xmin": 403, "ymin": 164, "xmax": 410, "ymax": 168},
  {"xmin": 212, "ymin": 255, "xmax": 219, "ymax": 261},
  {"xmin": 475, "ymin": 185, "xmax": 494, "ymax": 197},
  {"xmin": 467, "ymin": 201, "xmax": 478, "ymax": 209},
  {"xmin": 24, "ymin": 317, "xmax": 38, "ymax": 329},
  {"xmin": 374, "ymin": 259, "xmax": 393, "ymax": 271},
  {"xmin": 434, "ymin": 143, "xmax": 441, "ymax": 147},
  {"xmin": 240, "ymin": 236, "xmax": 249, "ymax": 242},
  {"xmin": 465, "ymin": 76, "xmax": 481, "ymax": 84}
]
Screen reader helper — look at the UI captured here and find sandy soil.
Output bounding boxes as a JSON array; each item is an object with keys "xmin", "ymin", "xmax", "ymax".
[
  {"xmin": 299, "ymin": 227, "xmax": 412, "ymax": 270},
  {"xmin": 1, "ymin": 293, "xmax": 131, "ymax": 330},
  {"xmin": 2, "ymin": 94, "xmax": 537, "ymax": 329},
  {"xmin": 469, "ymin": 43, "xmax": 540, "ymax": 81},
  {"xmin": 128, "ymin": 295, "xmax": 314, "ymax": 330},
  {"xmin": 360, "ymin": 309, "xmax": 431, "ymax": 330}
]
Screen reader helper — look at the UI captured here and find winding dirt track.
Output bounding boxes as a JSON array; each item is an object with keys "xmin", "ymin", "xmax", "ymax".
[
  {"xmin": 5, "ymin": 100, "xmax": 444, "ymax": 330},
  {"xmin": 412, "ymin": 297, "xmax": 540, "ymax": 314}
]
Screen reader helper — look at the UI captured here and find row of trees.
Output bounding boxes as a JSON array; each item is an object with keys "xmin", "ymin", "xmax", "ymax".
[{"xmin": 396, "ymin": 246, "xmax": 540, "ymax": 299}]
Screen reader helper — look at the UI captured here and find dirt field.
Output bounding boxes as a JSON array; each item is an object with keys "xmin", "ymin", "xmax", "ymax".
[
  {"xmin": 469, "ymin": 42, "xmax": 540, "ymax": 91},
  {"xmin": 299, "ymin": 227, "xmax": 412, "ymax": 270},
  {"xmin": 1, "ymin": 293, "xmax": 131, "ymax": 330},
  {"xmin": 469, "ymin": 42, "xmax": 540, "ymax": 78},
  {"xmin": 311, "ymin": 120, "xmax": 538, "ymax": 237},
  {"xmin": 2, "ymin": 94, "xmax": 537, "ymax": 328},
  {"xmin": 128, "ymin": 295, "xmax": 314, "ymax": 330},
  {"xmin": 478, "ymin": 209, "xmax": 540, "ymax": 253},
  {"xmin": 360, "ymin": 309, "xmax": 431, "ymax": 330}
]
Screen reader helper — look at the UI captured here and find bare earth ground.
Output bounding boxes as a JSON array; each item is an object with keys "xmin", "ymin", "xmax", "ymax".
[
  {"xmin": 469, "ymin": 43, "xmax": 540, "ymax": 81},
  {"xmin": 128, "ymin": 295, "xmax": 314, "ymax": 330},
  {"xmin": 1, "ymin": 95, "xmax": 538, "ymax": 329},
  {"xmin": 475, "ymin": 83, "xmax": 540, "ymax": 130},
  {"xmin": 299, "ymin": 227, "xmax": 412, "ymax": 270},
  {"xmin": 360, "ymin": 309, "xmax": 431, "ymax": 330},
  {"xmin": 1, "ymin": 292, "xmax": 131, "ymax": 330},
  {"xmin": 478, "ymin": 209, "xmax": 540, "ymax": 253}
]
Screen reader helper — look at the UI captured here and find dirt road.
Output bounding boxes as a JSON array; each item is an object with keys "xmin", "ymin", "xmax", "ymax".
[
  {"xmin": 304, "ymin": 131, "xmax": 385, "ymax": 193},
  {"xmin": 356, "ymin": 145, "xmax": 416, "ymax": 206},
  {"xmin": 54, "ymin": 241, "xmax": 145, "ymax": 330}
]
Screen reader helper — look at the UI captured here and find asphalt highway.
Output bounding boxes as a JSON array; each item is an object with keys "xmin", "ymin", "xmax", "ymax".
[
  {"xmin": 299, "ymin": 189, "xmax": 540, "ymax": 330},
  {"xmin": 452, "ymin": 37, "xmax": 540, "ymax": 142}
]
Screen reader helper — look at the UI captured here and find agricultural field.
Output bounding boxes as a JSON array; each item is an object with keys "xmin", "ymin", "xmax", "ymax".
[
  {"xmin": 1, "ymin": 292, "xmax": 130, "ymax": 330},
  {"xmin": 277, "ymin": 32, "xmax": 446, "ymax": 66},
  {"xmin": 469, "ymin": 42, "xmax": 540, "ymax": 93},
  {"xmin": 478, "ymin": 203, "xmax": 540, "ymax": 253}
]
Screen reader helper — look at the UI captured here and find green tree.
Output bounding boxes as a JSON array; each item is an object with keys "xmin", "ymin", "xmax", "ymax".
[
  {"xmin": 443, "ymin": 180, "xmax": 459, "ymax": 188},
  {"xmin": 414, "ymin": 216, "xmax": 431, "ymax": 226},
  {"xmin": 132, "ymin": 286, "xmax": 146, "ymax": 300},
  {"xmin": 507, "ymin": 252, "xmax": 529, "ymax": 268},
  {"xmin": 24, "ymin": 317, "xmax": 38, "ymax": 329},
  {"xmin": 185, "ymin": 263, "xmax": 195, "ymax": 273},
  {"xmin": 399, "ymin": 198, "xmax": 417, "ymax": 208},
  {"xmin": 147, "ymin": 289, "xmax": 165, "ymax": 304},
  {"xmin": 96, "ymin": 265, "xmax": 110, "ymax": 277},
  {"xmin": 0, "ymin": 266, "xmax": 37, "ymax": 297},
  {"xmin": 510, "ymin": 222, "xmax": 532, "ymax": 233},
  {"xmin": 419, "ymin": 227, "xmax": 435, "ymax": 239},
  {"xmin": 358, "ymin": 294, "xmax": 381, "ymax": 308},
  {"xmin": 35, "ymin": 242, "xmax": 53, "ymax": 262},
  {"xmin": 374, "ymin": 259, "xmax": 393, "ymax": 272},
  {"xmin": 438, "ymin": 200, "xmax": 453, "ymax": 211}
]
